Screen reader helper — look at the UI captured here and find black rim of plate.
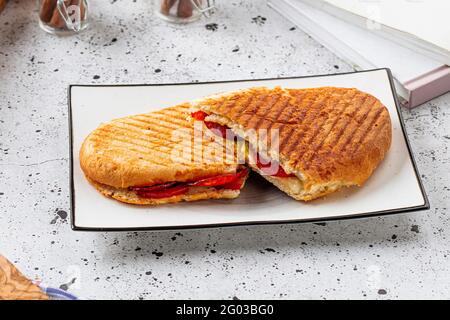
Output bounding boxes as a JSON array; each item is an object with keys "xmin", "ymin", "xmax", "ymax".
[{"xmin": 68, "ymin": 68, "xmax": 430, "ymax": 232}]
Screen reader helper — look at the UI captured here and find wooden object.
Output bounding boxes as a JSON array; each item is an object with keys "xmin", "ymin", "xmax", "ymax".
[
  {"xmin": 0, "ymin": 255, "xmax": 49, "ymax": 300},
  {"xmin": 0, "ymin": 0, "xmax": 7, "ymax": 14}
]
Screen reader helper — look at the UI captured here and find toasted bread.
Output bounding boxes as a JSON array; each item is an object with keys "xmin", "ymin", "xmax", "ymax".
[
  {"xmin": 192, "ymin": 87, "xmax": 392, "ymax": 201},
  {"xmin": 80, "ymin": 104, "xmax": 247, "ymax": 205}
]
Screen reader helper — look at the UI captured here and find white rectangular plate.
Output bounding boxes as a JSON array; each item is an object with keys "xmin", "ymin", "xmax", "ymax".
[{"xmin": 69, "ymin": 69, "xmax": 428, "ymax": 231}]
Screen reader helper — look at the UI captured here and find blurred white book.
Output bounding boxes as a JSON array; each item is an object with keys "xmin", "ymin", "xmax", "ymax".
[{"xmin": 268, "ymin": 0, "xmax": 450, "ymax": 108}]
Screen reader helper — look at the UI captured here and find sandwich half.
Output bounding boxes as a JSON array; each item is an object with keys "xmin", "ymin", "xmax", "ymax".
[
  {"xmin": 190, "ymin": 87, "xmax": 392, "ymax": 201},
  {"xmin": 80, "ymin": 104, "xmax": 249, "ymax": 205}
]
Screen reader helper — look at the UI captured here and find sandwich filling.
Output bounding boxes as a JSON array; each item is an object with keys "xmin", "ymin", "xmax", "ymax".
[
  {"xmin": 191, "ymin": 111, "xmax": 295, "ymax": 178},
  {"xmin": 129, "ymin": 168, "xmax": 249, "ymax": 199}
]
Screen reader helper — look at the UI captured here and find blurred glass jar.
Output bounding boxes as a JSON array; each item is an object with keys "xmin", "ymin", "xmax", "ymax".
[
  {"xmin": 156, "ymin": 0, "xmax": 216, "ymax": 24},
  {"xmin": 38, "ymin": 0, "xmax": 88, "ymax": 35}
]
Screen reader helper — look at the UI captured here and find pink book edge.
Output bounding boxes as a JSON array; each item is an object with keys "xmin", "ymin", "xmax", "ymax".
[{"xmin": 403, "ymin": 65, "xmax": 450, "ymax": 108}]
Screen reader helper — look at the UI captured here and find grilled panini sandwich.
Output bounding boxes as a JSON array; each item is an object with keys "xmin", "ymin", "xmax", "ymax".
[
  {"xmin": 80, "ymin": 104, "xmax": 249, "ymax": 205},
  {"xmin": 191, "ymin": 87, "xmax": 392, "ymax": 201}
]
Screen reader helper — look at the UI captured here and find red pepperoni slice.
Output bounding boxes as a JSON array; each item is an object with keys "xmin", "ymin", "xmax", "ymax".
[
  {"xmin": 191, "ymin": 110, "xmax": 208, "ymax": 121},
  {"xmin": 191, "ymin": 111, "xmax": 236, "ymax": 139},
  {"xmin": 189, "ymin": 169, "xmax": 247, "ymax": 188},
  {"xmin": 136, "ymin": 185, "xmax": 189, "ymax": 199},
  {"xmin": 132, "ymin": 169, "xmax": 249, "ymax": 199},
  {"xmin": 220, "ymin": 177, "xmax": 245, "ymax": 190},
  {"xmin": 256, "ymin": 154, "xmax": 295, "ymax": 178},
  {"xmin": 204, "ymin": 121, "xmax": 228, "ymax": 138}
]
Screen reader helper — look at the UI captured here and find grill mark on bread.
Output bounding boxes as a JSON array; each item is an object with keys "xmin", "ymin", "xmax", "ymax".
[
  {"xmin": 224, "ymin": 91, "xmax": 254, "ymax": 116},
  {"xmin": 91, "ymin": 126, "xmax": 232, "ymax": 166},
  {"xmin": 91, "ymin": 131, "xmax": 225, "ymax": 162},
  {"xmin": 302, "ymin": 91, "xmax": 345, "ymax": 141},
  {"xmin": 233, "ymin": 93, "xmax": 256, "ymax": 126},
  {"xmin": 264, "ymin": 99, "xmax": 293, "ymax": 152},
  {"xmin": 275, "ymin": 91, "xmax": 307, "ymax": 152},
  {"xmin": 287, "ymin": 89, "xmax": 318, "ymax": 123},
  {"xmin": 252, "ymin": 92, "xmax": 281, "ymax": 129},
  {"xmin": 367, "ymin": 116, "xmax": 389, "ymax": 149},
  {"xmin": 239, "ymin": 92, "xmax": 269, "ymax": 128},
  {"xmin": 232, "ymin": 92, "xmax": 264, "ymax": 128},
  {"xmin": 118, "ymin": 121, "xmax": 188, "ymax": 138},
  {"xmin": 266, "ymin": 94, "xmax": 292, "ymax": 127},
  {"xmin": 353, "ymin": 107, "xmax": 387, "ymax": 154},
  {"xmin": 91, "ymin": 133, "xmax": 195, "ymax": 154},
  {"xmin": 128, "ymin": 117, "xmax": 190, "ymax": 132},
  {"xmin": 337, "ymin": 95, "xmax": 374, "ymax": 154},
  {"xmin": 277, "ymin": 91, "xmax": 305, "ymax": 124},
  {"xmin": 92, "ymin": 125, "xmax": 192, "ymax": 147},
  {"xmin": 259, "ymin": 92, "xmax": 288, "ymax": 125},
  {"xmin": 299, "ymin": 89, "xmax": 358, "ymax": 169},
  {"xmin": 325, "ymin": 111, "xmax": 360, "ymax": 159},
  {"xmin": 277, "ymin": 93, "xmax": 310, "ymax": 151},
  {"xmin": 118, "ymin": 118, "xmax": 232, "ymax": 153},
  {"xmin": 134, "ymin": 116, "xmax": 187, "ymax": 127},
  {"xmin": 105, "ymin": 120, "xmax": 194, "ymax": 143},
  {"xmin": 102, "ymin": 120, "xmax": 191, "ymax": 138},
  {"xmin": 253, "ymin": 93, "xmax": 277, "ymax": 150},
  {"xmin": 131, "ymin": 107, "xmax": 190, "ymax": 124},
  {"xmin": 89, "ymin": 136, "xmax": 184, "ymax": 166},
  {"xmin": 250, "ymin": 93, "xmax": 283, "ymax": 151},
  {"xmin": 351, "ymin": 102, "xmax": 383, "ymax": 154},
  {"xmin": 204, "ymin": 90, "xmax": 258, "ymax": 128},
  {"xmin": 289, "ymin": 95, "xmax": 333, "ymax": 168},
  {"xmin": 264, "ymin": 95, "xmax": 291, "ymax": 149},
  {"xmin": 324, "ymin": 93, "xmax": 371, "ymax": 157},
  {"xmin": 238, "ymin": 92, "xmax": 256, "ymax": 114},
  {"xmin": 282, "ymin": 90, "xmax": 325, "ymax": 156},
  {"xmin": 90, "ymin": 134, "xmax": 224, "ymax": 168},
  {"xmin": 330, "ymin": 93, "xmax": 370, "ymax": 154},
  {"xmin": 91, "ymin": 120, "xmax": 230, "ymax": 166},
  {"xmin": 361, "ymin": 116, "xmax": 388, "ymax": 150}
]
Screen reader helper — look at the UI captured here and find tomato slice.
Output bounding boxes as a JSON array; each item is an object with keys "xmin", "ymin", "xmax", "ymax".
[
  {"xmin": 220, "ymin": 177, "xmax": 245, "ymax": 190},
  {"xmin": 189, "ymin": 168, "xmax": 249, "ymax": 188},
  {"xmin": 220, "ymin": 168, "xmax": 249, "ymax": 190},
  {"xmin": 189, "ymin": 170, "xmax": 238, "ymax": 187},
  {"xmin": 191, "ymin": 110, "xmax": 208, "ymax": 121},
  {"xmin": 191, "ymin": 111, "xmax": 236, "ymax": 140},
  {"xmin": 204, "ymin": 121, "xmax": 228, "ymax": 138},
  {"xmin": 132, "ymin": 169, "xmax": 249, "ymax": 198},
  {"xmin": 131, "ymin": 182, "xmax": 178, "ymax": 192},
  {"xmin": 136, "ymin": 185, "xmax": 189, "ymax": 199},
  {"xmin": 189, "ymin": 174, "xmax": 237, "ymax": 187},
  {"xmin": 256, "ymin": 154, "xmax": 295, "ymax": 178}
]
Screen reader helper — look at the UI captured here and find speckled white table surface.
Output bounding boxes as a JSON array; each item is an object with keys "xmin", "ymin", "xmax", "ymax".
[{"xmin": 0, "ymin": 0, "xmax": 449, "ymax": 300}]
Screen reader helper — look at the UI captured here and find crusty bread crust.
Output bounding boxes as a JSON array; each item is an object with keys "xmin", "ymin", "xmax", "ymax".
[
  {"xmin": 87, "ymin": 177, "xmax": 241, "ymax": 205},
  {"xmin": 80, "ymin": 104, "xmax": 241, "ymax": 189},
  {"xmin": 193, "ymin": 87, "xmax": 392, "ymax": 201},
  {"xmin": 248, "ymin": 163, "xmax": 343, "ymax": 201}
]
